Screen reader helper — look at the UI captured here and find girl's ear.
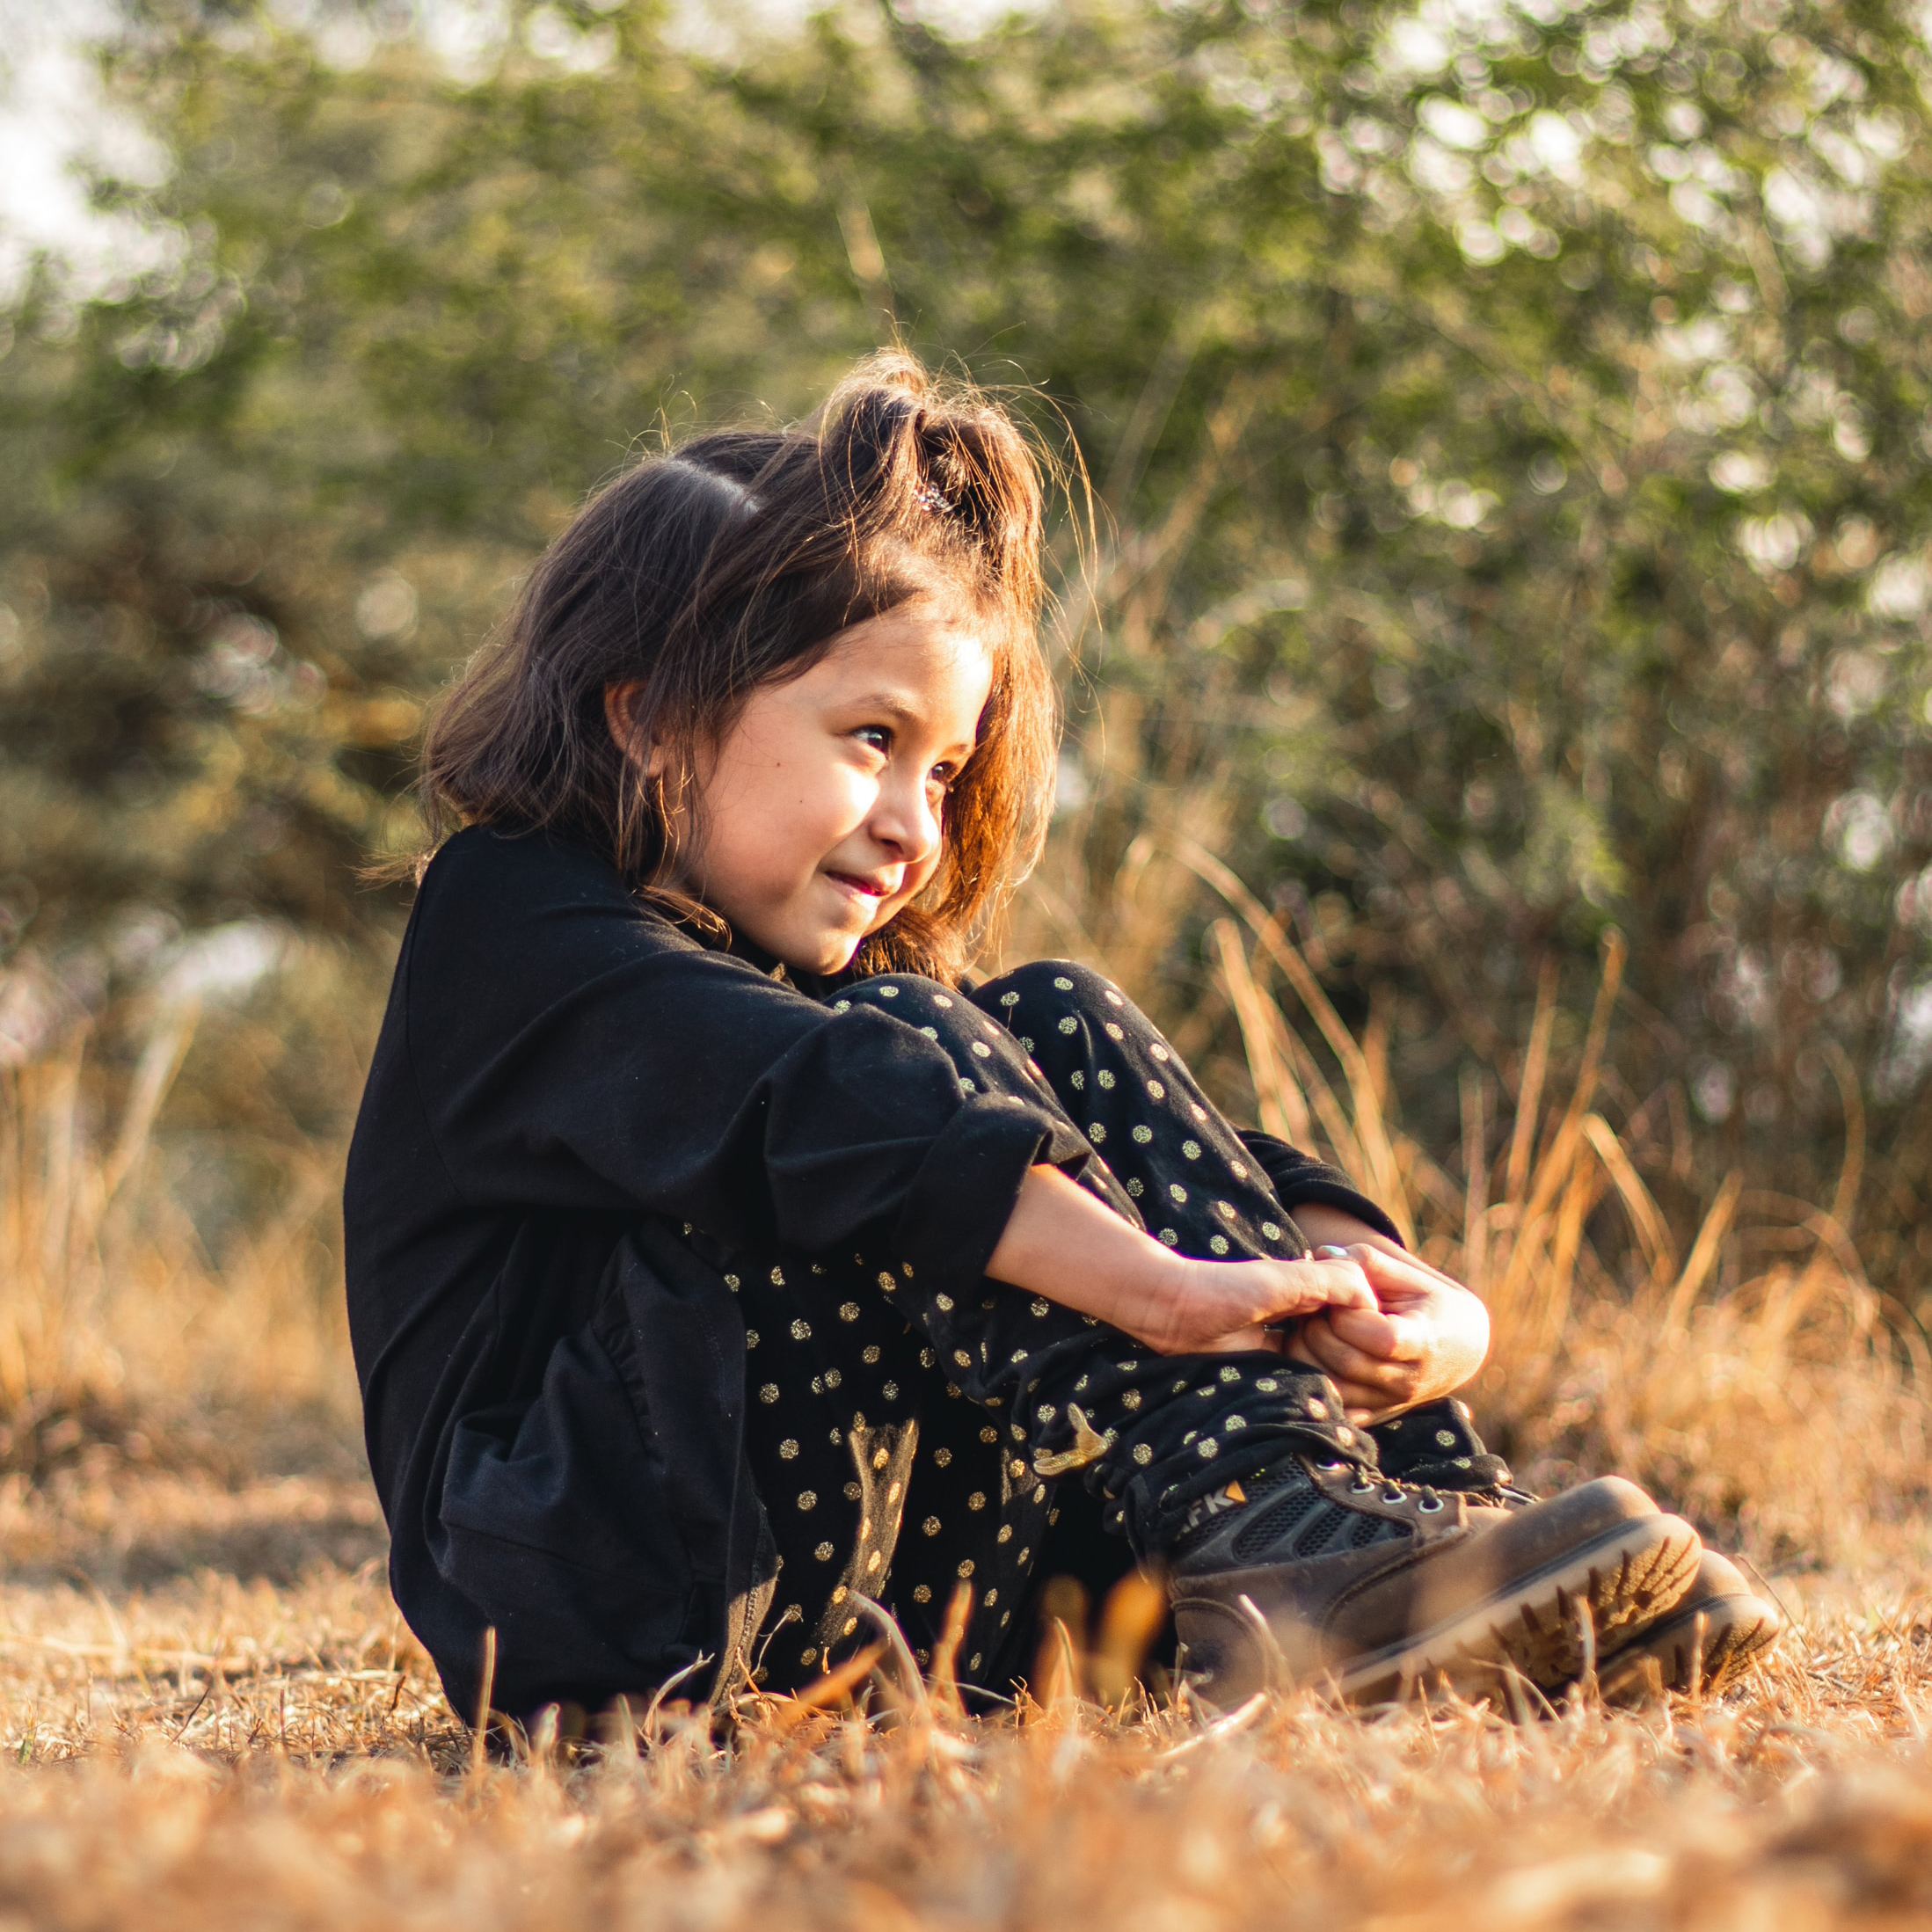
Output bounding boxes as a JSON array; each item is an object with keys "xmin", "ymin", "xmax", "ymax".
[{"xmin": 603, "ymin": 680, "xmax": 661, "ymax": 775}]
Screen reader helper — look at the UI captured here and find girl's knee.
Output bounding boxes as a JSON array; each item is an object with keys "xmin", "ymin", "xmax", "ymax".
[
  {"xmin": 979, "ymin": 959, "xmax": 1134, "ymax": 1020},
  {"xmin": 842, "ymin": 973, "xmax": 1051, "ymax": 1101},
  {"xmin": 840, "ymin": 973, "xmax": 991, "ymax": 1046},
  {"xmin": 838, "ymin": 972, "xmax": 953, "ymax": 1011}
]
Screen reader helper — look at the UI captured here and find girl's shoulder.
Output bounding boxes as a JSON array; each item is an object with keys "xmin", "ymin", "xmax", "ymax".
[
  {"xmin": 419, "ymin": 821, "xmax": 642, "ymax": 900},
  {"xmin": 406, "ymin": 824, "xmax": 823, "ymax": 1015},
  {"xmin": 396, "ymin": 825, "xmax": 830, "ymax": 1063},
  {"xmin": 412, "ymin": 825, "xmax": 699, "ymax": 966}
]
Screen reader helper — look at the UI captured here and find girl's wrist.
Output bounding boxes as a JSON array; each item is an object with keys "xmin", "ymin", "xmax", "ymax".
[{"xmin": 1122, "ymin": 1241, "xmax": 1200, "ymax": 1353}]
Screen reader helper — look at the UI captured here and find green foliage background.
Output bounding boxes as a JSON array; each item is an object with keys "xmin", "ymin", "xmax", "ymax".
[{"xmin": 4, "ymin": 0, "xmax": 1932, "ymax": 1294}]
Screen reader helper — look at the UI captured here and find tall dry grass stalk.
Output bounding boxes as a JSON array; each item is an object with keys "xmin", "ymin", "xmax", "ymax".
[
  {"xmin": 0, "ymin": 1001, "xmax": 355, "ymax": 1478},
  {"xmin": 1016, "ymin": 833, "xmax": 1931, "ymax": 1577}
]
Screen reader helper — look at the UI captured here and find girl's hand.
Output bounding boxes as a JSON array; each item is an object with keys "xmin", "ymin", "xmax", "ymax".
[
  {"xmin": 1146, "ymin": 1251, "xmax": 1379, "ymax": 1357},
  {"xmin": 1281, "ymin": 1211, "xmax": 1490, "ymax": 1422}
]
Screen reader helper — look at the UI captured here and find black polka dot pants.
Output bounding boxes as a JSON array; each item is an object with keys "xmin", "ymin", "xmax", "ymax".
[{"xmin": 733, "ymin": 959, "xmax": 1367, "ymax": 1695}]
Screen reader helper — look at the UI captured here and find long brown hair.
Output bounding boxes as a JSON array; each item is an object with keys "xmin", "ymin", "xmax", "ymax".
[{"xmin": 418, "ymin": 353, "xmax": 1058, "ymax": 981}]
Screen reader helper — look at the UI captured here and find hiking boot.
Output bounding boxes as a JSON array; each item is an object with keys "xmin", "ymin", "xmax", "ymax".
[
  {"xmin": 1369, "ymin": 1396, "xmax": 1530, "ymax": 1505},
  {"xmin": 1370, "ymin": 1404, "xmax": 1783, "ymax": 1701},
  {"xmin": 1593, "ymin": 1549, "xmax": 1783, "ymax": 1703},
  {"xmin": 1170, "ymin": 1460, "xmax": 1702, "ymax": 1707}
]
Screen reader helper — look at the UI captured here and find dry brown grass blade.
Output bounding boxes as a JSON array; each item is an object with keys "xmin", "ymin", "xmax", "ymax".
[
  {"xmin": 926, "ymin": 1584, "xmax": 973, "ymax": 1717},
  {"xmin": 1274, "ymin": 1013, "xmax": 1372, "ymax": 1185},
  {"xmin": 1091, "ymin": 1571, "xmax": 1167, "ymax": 1710},
  {"xmin": 469, "ymin": 1627, "xmax": 496, "ymax": 1782},
  {"xmin": 1538, "ymin": 1154, "xmax": 1606, "ymax": 1358},
  {"xmin": 1147, "ymin": 1690, "xmax": 1270, "ymax": 1761},
  {"xmin": 1506, "ymin": 959, "xmax": 1559, "ymax": 1205},
  {"xmin": 1171, "ymin": 838, "xmax": 1413, "ymax": 1243},
  {"xmin": 1823, "ymin": 1040, "xmax": 1865, "ymax": 1231},
  {"xmin": 1581, "ymin": 1112, "xmax": 1677, "ymax": 1284},
  {"xmin": 1658, "ymin": 1171, "xmax": 1744, "ymax": 1335},
  {"xmin": 765, "ymin": 1643, "xmax": 886, "ymax": 1728},
  {"xmin": 103, "ymin": 997, "xmax": 202, "ymax": 1205},
  {"xmin": 1461, "ymin": 1068, "xmax": 1490, "ymax": 1288},
  {"xmin": 849, "ymin": 1596, "xmax": 930, "ymax": 1717},
  {"xmin": 1491, "ymin": 936, "xmax": 1627, "ymax": 1330},
  {"xmin": 1036, "ymin": 1617, "xmax": 1082, "ymax": 1716},
  {"xmin": 1207, "ymin": 919, "xmax": 1313, "ymax": 1145},
  {"xmin": 1513, "ymin": 932, "xmax": 1627, "ymax": 1237},
  {"xmin": 1255, "ymin": 937, "xmax": 1411, "ymax": 1241}
]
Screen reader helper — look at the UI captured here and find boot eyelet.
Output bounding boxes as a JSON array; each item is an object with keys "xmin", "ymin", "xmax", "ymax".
[
  {"xmin": 1349, "ymin": 1478, "xmax": 1374, "ymax": 1494},
  {"xmin": 1418, "ymin": 1496, "xmax": 1444, "ymax": 1513}
]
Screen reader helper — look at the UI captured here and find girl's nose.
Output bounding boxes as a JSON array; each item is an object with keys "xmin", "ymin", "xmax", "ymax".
[{"xmin": 871, "ymin": 769, "xmax": 942, "ymax": 864}]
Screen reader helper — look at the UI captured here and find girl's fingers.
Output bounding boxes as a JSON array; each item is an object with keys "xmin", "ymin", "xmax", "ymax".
[
  {"xmin": 1338, "ymin": 1394, "xmax": 1399, "ymax": 1425},
  {"xmin": 1327, "ymin": 1243, "xmax": 1435, "ymax": 1301},
  {"xmin": 1294, "ymin": 1322, "xmax": 1418, "ymax": 1397},
  {"xmin": 1164, "ymin": 1251, "xmax": 1468, "ymax": 1357},
  {"xmin": 1162, "ymin": 1258, "xmax": 1374, "ymax": 1354},
  {"xmin": 1280, "ymin": 1256, "xmax": 1377, "ymax": 1314},
  {"xmin": 1324, "ymin": 1302, "xmax": 1428, "ymax": 1361},
  {"xmin": 1310, "ymin": 1303, "xmax": 1401, "ymax": 1358},
  {"xmin": 1346, "ymin": 1244, "xmax": 1489, "ymax": 1326}
]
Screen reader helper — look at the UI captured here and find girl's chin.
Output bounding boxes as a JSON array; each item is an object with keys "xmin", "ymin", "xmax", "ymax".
[
  {"xmin": 784, "ymin": 900, "xmax": 902, "ymax": 975},
  {"xmin": 785, "ymin": 929, "xmax": 865, "ymax": 976}
]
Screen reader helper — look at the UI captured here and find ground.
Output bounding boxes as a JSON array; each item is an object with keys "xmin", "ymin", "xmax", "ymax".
[{"xmin": 0, "ymin": 1464, "xmax": 1928, "ymax": 1932}]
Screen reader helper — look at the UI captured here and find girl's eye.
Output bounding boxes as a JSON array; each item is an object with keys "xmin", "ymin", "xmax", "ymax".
[
  {"xmin": 929, "ymin": 763, "xmax": 960, "ymax": 793},
  {"xmin": 854, "ymin": 725, "xmax": 892, "ymax": 755}
]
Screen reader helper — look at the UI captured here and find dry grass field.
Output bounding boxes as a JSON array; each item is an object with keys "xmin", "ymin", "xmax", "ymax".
[
  {"xmin": 0, "ymin": 1498, "xmax": 1928, "ymax": 1932},
  {"xmin": 3, "ymin": 905, "xmax": 1931, "ymax": 1930}
]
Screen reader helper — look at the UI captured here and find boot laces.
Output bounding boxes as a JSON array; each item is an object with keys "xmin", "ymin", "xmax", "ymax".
[{"xmin": 1351, "ymin": 1468, "xmax": 1445, "ymax": 1511}]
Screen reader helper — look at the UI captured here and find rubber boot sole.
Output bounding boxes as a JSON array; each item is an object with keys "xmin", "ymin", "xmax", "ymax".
[
  {"xmin": 1332, "ymin": 1509, "xmax": 1703, "ymax": 1706},
  {"xmin": 1596, "ymin": 1565, "xmax": 1783, "ymax": 1704}
]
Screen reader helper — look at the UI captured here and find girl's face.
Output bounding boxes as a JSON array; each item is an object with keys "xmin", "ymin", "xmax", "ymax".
[{"xmin": 625, "ymin": 602, "xmax": 995, "ymax": 974}]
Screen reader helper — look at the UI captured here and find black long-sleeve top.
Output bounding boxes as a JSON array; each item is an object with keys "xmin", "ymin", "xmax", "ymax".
[{"xmin": 342, "ymin": 826, "xmax": 1395, "ymax": 1717}]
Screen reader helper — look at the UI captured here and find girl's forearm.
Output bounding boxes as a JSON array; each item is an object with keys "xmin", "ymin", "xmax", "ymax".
[
  {"xmin": 985, "ymin": 1164, "xmax": 1190, "ymax": 1345},
  {"xmin": 987, "ymin": 1167, "xmax": 1377, "ymax": 1355}
]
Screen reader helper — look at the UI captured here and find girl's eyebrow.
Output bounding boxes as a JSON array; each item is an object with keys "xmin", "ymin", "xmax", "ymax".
[{"xmin": 841, "ymin": 690, "xmax": 921, "ymax": 724}]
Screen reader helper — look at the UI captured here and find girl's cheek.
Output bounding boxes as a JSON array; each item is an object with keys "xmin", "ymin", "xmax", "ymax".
[
  {"xmin": 834, "ymin": 766, "xmax": 882, "ymax": 830},
  {"xmin": 901, "ymin": 843, "xmax": 944, "ymax": 904}
]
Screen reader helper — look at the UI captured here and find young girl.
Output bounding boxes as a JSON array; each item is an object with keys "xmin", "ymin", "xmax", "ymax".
[{"xmin": 344, "ymin": 355, "xmax": 1777, "ymax": 1723}]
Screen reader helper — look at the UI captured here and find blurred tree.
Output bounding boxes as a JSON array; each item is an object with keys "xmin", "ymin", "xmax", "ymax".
[{"xmin": 3, "ymin": 0, "xmax": 1931, "ymax": 1285}]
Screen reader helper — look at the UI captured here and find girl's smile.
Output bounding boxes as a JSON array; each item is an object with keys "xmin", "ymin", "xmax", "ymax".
[{"xmin": 613, "ymin": 601, "xmax": 995, "ymax": 974}]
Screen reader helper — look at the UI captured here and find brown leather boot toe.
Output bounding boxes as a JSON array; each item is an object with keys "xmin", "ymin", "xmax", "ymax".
[{"xmin": 1170, "ymin": 1465, "xmax": 1702, "ymax": 1708}]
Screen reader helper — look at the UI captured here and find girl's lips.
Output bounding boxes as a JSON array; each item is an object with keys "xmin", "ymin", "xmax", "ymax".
[{"xmin": 827, "ymin": 871, "xmax": 893, "ymax": 900}]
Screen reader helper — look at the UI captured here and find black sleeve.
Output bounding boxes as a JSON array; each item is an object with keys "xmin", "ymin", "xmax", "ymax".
[
  {"xmin": 402, "ymin": 831, "xmax": 1092, "ymax": 1296},
  {"xmin": 1236, "ymin": 1129, "xmax": 1405, "ymax": 1247}
]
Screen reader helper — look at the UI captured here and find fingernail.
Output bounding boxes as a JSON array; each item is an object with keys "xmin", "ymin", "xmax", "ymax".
[{"xmin": 1314, "ymin": 1244, "xmax": 1350, "ymax": 1260}]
